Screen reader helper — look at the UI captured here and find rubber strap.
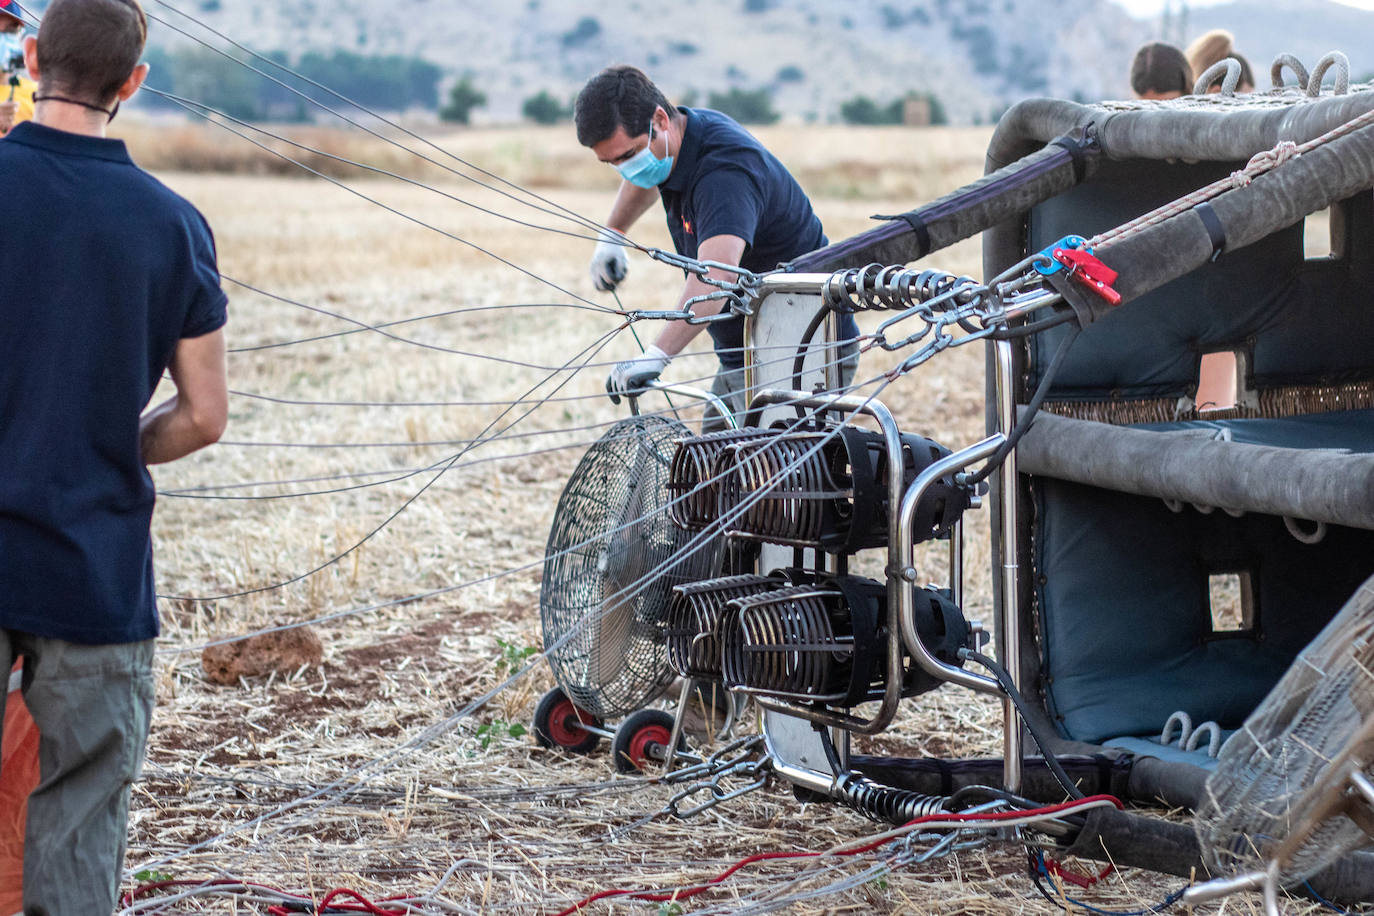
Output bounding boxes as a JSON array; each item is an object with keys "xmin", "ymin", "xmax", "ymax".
[
  {"xmin": 1050, "ymin": 130, "xmax": 1095, "ymax": 184},
  {"xmin": 871, "ymin": 210, "xmax": 931, "ymax": 259},
  {"xmin": 1195, "ymin": 201, "xmax": 1227, "ymax": 261},
  {"xmin": 936, "ymin": 757, "xmax": 954, "ymax": 797}
]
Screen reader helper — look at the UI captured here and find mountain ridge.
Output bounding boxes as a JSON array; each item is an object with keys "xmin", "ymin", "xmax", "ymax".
[{"xmin": 146, "ymin": 0, "xmax": 1374, "ymax": 124}]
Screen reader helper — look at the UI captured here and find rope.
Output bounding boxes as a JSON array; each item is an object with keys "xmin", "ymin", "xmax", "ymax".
[
  {"xmin": 149, "ymin": 91, "xmax": 611, "ymax": 310},
  {"xmin": 133, "ymin": 374, "xmax": 908, "ymax": 872},
  {"xmin": 155, "ymin": 322, "xmax": 627, "ymax": 602},
  {"xmin": 1090, "ymin": 99, "xmax": 1374, "ymax": 249},
  {"xmin": 141, "ymin": 0, "xmax": 618, "ymax": 243},
  {"xmin": 153, "ymin": 359, "xmax": 895, "ymax": 658}
]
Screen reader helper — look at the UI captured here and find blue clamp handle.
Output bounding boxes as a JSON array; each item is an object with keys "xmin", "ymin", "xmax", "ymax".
[{"xmin": 1033, "ymin": 235, "xmax": 1091, "ymax": 275}]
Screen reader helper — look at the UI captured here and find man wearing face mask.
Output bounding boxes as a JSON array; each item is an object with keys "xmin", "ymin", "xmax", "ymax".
[
  {"xmin": 0, "ymin": 0, "xmax": 35, "ymax": 136},
  {"xmin": 576, "ymin": 65, "xmax": 859, "ymax": 426}
]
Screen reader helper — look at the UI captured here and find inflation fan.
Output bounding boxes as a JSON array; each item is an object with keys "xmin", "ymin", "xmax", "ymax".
[
  {"xmin": 1187, "ymin": 573, "xmax": 1374, "ymax": 912},
  {"xmin": 534, "ymin": 414, "xmax": 720, "ymax": 760}
]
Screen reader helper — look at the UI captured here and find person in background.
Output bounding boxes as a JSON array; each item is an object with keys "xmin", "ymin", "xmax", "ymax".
[
  {"xmin": 0, "ymin": 0, "xmax": 229, "ymax": 912},
  {"xmin": 0, "ymin": 0, "xmax": 35, "ymax": 135},
  {"xmin": 1130, "ymin": 41, "xmax": 1192, "ymax": 100},
  {"xmin": 1186, "ymin": 28, "xmax": 1255, "ymax": 93},
  {"xmin": 576, "ymin": 65, "xmax": 860, "ymax": 428}
]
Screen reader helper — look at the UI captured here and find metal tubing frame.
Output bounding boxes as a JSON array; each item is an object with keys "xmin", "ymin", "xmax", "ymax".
[
  {"xmin": 993, "ymin": 338, "xmax": 1024, "ymax": 792},
  {"xmin": 761, "ymin": 722, "xmax": 835, "ymax": 795},
  {"xmin": 628, "ymin": 379, "xmax": 738, "ymax": 430},
  {"xmin": 897, "ymin": 436, "xmax": 1005, "ymax": 696},
  {"xmin": 753, "ymin": 274, "xmax": 836, "ymax": 296}
]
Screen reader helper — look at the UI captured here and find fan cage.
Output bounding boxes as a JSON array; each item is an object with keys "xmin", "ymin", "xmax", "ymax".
[
  {"xmin": 540, "ymin": 416, "xmax": 720, "ymax": 718},
  {"xmin": 1195, "ymin": 577, "xmax": 1374, "ymax": 885}
]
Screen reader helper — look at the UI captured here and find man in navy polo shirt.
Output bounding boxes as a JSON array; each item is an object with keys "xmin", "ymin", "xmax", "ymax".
[
  {"xmin": 576, "ymin": 65, "xmax": 859, "ymax": 425},
  {"xmin": 0, "ymin": 0, "xmax": 228, "ymax": 911}
]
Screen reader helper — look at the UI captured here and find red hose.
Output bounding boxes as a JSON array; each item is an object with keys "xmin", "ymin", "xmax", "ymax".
[{"xmin": 550, "ymin": 794, "xmax": 1124, "ymax": 915}]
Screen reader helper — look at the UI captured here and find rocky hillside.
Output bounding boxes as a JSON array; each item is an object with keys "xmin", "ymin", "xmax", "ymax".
[{"xmin": 144, "ymin": 0, "xmax": 1374, "ymax": 124}]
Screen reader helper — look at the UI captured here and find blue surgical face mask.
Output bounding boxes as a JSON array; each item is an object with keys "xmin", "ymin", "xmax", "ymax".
[{"xmin": 616, "ymin": 123, "xmax": 673, "ymax": 189}]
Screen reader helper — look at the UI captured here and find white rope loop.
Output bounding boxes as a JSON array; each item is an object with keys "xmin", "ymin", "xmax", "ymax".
[
  {"xmin": 1091, "ymin": 98, "xmax": 1374, "ymax": 250},
  {"xmin": 1230, "ymin": 140, "xmax": 1300, "ymax": 188}
]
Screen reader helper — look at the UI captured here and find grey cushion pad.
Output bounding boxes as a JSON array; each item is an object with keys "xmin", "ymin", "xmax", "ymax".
[
  {"xmin": 1034, "ymin": 476, "xmax": 1374, "ymax": 743},
  {"xmin": 1017, "ymin": 410, "xmax": 1374, "ymax": 530}
]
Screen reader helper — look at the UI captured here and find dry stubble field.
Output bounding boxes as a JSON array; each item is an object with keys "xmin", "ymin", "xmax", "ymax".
[{"xmin": 112, "ymin": 122, "xmax": 1265, "ymax": 915}]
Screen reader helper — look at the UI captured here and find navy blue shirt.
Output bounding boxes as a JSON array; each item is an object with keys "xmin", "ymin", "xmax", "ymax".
[
  {"xmin": 659, "ymin": 108, "xmax": 858, "ymax": 369},
  {"xmin": 0, "ymin": 122, "xmax": 227, "ymax": 644}
]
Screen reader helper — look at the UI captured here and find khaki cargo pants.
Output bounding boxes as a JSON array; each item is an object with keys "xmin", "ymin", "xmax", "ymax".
[{"xmin": 0, "ymin": 632, "xmax": 154, "ymax": 916}]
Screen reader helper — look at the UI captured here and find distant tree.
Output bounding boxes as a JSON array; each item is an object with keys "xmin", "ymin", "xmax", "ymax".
[
  {"xmin": 522, "ymin": 90, "xmax": 569, "ymax": 125},
  {"xmin": 295, "ymin": 50, "xmax": 443, "ymax": 111},
  {"xmin": 707, "ymin": 87, "xmax": 779, "ymax": 125},
  {"xmin": 922, "ymin": 93, "xmax": 948, "ymax": 126},
  {"xmin": 742, "ymin": 0, "xmax": 772, "ymax": 10},
  {"xmin": 775, "ymin": 65, "xmax": 804, "ymax": 84},
  {"xmin": 839, "ymin": 95, "xmax": 902, "ymax": 125},
  {"xmin": 562, "ymin": 16, "xmax": 601, "ymax": 47},
  {"xmin": 149, "ymin": 47, "xmax": 262, "ymax": 121},
  {"xmin": 440, "ymin": 77, "xmax": 486, "ymax": 124}
]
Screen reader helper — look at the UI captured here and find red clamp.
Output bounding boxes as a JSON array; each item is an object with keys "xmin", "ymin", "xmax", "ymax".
[
  {"xmin": 1052, "ymin": 247, "xmax": 1122, "ymax": 307},
  {"xmin": 1043, "ymin": 854, "xmax": 1116, "ymax": 889}
]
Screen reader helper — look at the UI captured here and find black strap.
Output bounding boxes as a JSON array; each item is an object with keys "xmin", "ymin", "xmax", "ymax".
[
  {"xmin": 871, "ymin": 209, "xmax": 931, "ymax": 259},
  {"xmin": 1195, "ymin": 201, "xmax": 1227, "ymax": 261},
  {"xmin": 32, "ymin": 93, "xmax": 116, "ymax": 121},
  {"xmin": 935, "ymin": 757, "xmax": 954, "ymax": 797},
  {"xmin": 1050, "ymin": 128, "xmax": 1096, "ymax": 185}
]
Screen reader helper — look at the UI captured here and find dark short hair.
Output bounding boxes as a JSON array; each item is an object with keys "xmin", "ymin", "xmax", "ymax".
[
  {"xmin": 1131, "ymin": 42, "xmax": 1192, "ymax": 97},
  {"xmin": 574, "ymin": 65, "xmax": 678, "ymax": 147},
  {"xmin": 37, "ymin": 0, "xmax": 146, "ymax": 106}
]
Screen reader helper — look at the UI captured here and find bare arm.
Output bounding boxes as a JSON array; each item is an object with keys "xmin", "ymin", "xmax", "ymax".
[
  {"xmin": 140, "ymin": 328, "xmax": 228, "ymax": 465},
  {"xmin": 604, "ymin": 180, "xmax": 660, "ymax": 234},
  {"xmin": 652, "ymin": 234, "xmax": 748, "ymax": 356}
]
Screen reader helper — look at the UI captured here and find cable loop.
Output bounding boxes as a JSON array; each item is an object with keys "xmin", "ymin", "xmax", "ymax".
[
  {"xmin": 1270, "ymin": 53, "xmax": 1311, "ymax": 91},
  {"xmin": 1307, "ymin": 51, "xmax": 1351, "ymax": 97},
  {"xmin": 1194, "ymin": 59, "xmax": 1242, "ymax": 96}
]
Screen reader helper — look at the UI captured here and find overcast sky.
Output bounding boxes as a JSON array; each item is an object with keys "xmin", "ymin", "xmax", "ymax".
[{"xmin": 1116, "ymin": 0, "xmax": 1374, "ymax": 14}]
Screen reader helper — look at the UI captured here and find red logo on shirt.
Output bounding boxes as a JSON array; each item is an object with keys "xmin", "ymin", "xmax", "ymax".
[{"xmin": 682, "ymin": 217, "xmax": 693, "ymax": 235}]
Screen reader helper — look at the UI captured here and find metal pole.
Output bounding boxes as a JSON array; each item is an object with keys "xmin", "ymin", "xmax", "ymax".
[{"xmin": 993, "ymin": 339, "xmax": 1023, "ymax": 793}]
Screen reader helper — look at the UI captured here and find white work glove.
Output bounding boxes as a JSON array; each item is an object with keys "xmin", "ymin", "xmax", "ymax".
[
  {"xmin": 589, "ymin": 229, "xmax": 629, "ymax": 292},
  {"xmin": 606, "ymin": 345, "xmax": 670, "ymax": 404}
]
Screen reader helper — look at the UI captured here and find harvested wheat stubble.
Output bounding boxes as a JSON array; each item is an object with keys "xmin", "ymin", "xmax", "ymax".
[{"xmin": 117, "ymin": 125, "xmax": 1276, "ymax": 914}]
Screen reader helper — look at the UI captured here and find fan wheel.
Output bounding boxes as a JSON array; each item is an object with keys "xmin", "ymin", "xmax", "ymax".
[
  {"xmin": 612, "ymin": 708, "xmax": 681, "ymax": 774},
  {"xmin": 533, "ymin": 687, "xmax": 602, "ymax": 754}
]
